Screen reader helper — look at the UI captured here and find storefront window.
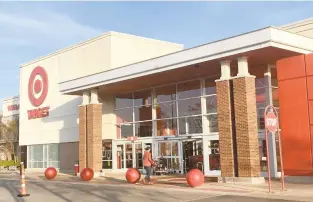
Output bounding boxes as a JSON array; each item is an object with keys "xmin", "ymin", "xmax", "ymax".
[
  {"xmin": 28, "ymin": 144, "xmax": 59, "ymax": 169},
  {"xmin": 116, "ymin": 108, "xmax": 133, "ymax": 123},
  {"xmin": 204, "ymin": 79, "xmax": 217, "ymax": 96},
  {"xmin": 116, "ymin": 93, "xmax": 133, "ymax": 109},
  {"xmin": 206, "ymin": 95, "xmax": 217, "ymax": 114},
  {"xmin": 102, "ymin": 140, "xmax": 112, "ymax": 169},
  {"xmin": 134, "ymin": 106, "xmax": 152, "ymax": 122},
  {"xmin": 177, "ymin": 98, "xmax": 201, "ymax": 117},
  {"xmin": 156, "ymin": 118, "xmax": 177, "ymax": 136},
  {"xmin": 120, "ymin": 124, "xmax": 133, "ymax": 139},
  {"xmin": 135, "ymin": 121, "xmax": 153, "ymax": 137},
  {"xmin": 156, "ymin": 84, "xmax": 176, "ymax": 103},
  {"xmin": 155, "ymin": 102, "xmax": 177, "ymax": 119},
  {"xmin": 134, "ymin": 90, "xmax": 152, "ymax": 107},
  {"xmin": 177, "ymin": 80, "xmax": 201, "ymax": 99},
  {"xmin": 179, "ymin": 116, "xmax": 202, "ymax": 135}
]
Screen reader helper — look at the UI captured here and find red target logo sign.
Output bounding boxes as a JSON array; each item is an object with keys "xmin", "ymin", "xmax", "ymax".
[{"xmin": 28, "ymin": 66, "xmax": 49, "ymax": 107}]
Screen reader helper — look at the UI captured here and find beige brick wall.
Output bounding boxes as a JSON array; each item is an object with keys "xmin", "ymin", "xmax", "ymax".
[
  {"xmin": 233, "ymin": 76, "xmax": 260, "ymax": 177},
  {"xmin": 216, "ymin": 80, "xmax": 235, "ymax": 177},
  {"xmin": 86, "ymin": 104, "xmax": 103, "ymax": 172},
  {"xmin": 79, "ymin": 105, "xmax": 87, "ymax": 170}
]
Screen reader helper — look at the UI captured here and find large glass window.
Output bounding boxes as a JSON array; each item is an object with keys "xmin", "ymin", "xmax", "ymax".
[
  {"xmin": 177, "ymin": 98, "xmax": 201, "ymax": 117},
  {"xmin": 177, "ymin": 80, "xmax": 201, "ymax": 99},
  {"xmin": 155, "ymin": 102, "xmax": 177, "ymax": 119},
  {"xmin": 135, "ymin": 121, "xmax": 153, "ymax": 137},
  {"xmin": 115, "ymin": 77, "xmax": 219, "ymax": 138},
  {"xmin": 134, "ymin": 90, "xmax": 152, "ymax": 107},
  {"xmin": 156, "ymin": 85, "xmax": 176, "ymax": 103},
  {"xmin": 28, "ymin": 144, "xmax": 60, "ymax": 168},
  {"xmin": 116, "ymin": 93, "xmax": 133, "ymax": 109}
]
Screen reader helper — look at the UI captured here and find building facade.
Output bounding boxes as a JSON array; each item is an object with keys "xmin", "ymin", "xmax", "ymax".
[{"xmin": 18, "ymin": 19, "xmax": 313, "ymax": 179}]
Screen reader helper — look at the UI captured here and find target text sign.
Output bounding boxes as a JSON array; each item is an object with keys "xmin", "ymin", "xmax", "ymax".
[{"xmin": 27, "ymin": 66, "xmax": 50, "ymax": 120}]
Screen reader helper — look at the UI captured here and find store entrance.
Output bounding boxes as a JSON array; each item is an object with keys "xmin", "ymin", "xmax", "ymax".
[
  {"xmin": 114, "ymin": 140, "xmax": 152, "ymax": 172},
  {"xmin": 182, "ymin": 138, "xmax": 203, "ymax": 173}
]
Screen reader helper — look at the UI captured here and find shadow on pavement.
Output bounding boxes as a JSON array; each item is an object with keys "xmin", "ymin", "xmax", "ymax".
[
  {"xmin": 0, "ymin": 180, "xmax": 25, "ymax": 202},
  {"xmin": 192, "ymin": 195, "xmax": 302, "ymax": 202}
]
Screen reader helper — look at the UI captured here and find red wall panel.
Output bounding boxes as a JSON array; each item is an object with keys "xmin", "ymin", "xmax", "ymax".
[
  {"xmin": 277, "ymin": 54, "xmax": 313, "ymax": 176},
  {"xmin": 277, "ymin": 55, "xmax": 306, "ymax": 81},
  {"xmin": 305, "ymin": 53, "xmax": 313, "ymax": 76}
]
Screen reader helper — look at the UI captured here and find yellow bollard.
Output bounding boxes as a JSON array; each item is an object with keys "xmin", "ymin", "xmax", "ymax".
[{"xmin": 17, "ymin": 162, "xmax": 30, "ymax": 197}]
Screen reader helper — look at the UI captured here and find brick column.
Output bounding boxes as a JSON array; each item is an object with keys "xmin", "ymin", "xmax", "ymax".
[
  {"xmin": 86, "ymin": 103, "xmax": 103, "ymax": 173},
  {"xmin": 216, "ymin": 60, "xmax": 236, "ymax": 178},
  {"xmin": 79, "ymin": 105, "xmax": 87, "ymax": 170},
  {"xmin": 216, "ymin": 80, "xmax": 235, "ymax": 177},
  {"xmin": 233, "ymin": 57, "xmax": 260, "ymax": 178}
]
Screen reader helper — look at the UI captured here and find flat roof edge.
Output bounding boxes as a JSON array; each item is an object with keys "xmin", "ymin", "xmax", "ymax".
[{"xmin": 20, "ymin": 31, "xmax": 184, "ymax": 68}]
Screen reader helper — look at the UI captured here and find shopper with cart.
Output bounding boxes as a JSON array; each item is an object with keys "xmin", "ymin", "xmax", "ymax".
[{"xmin": 142, "ymin": 146, "xmax": 154, "ymax": 185}]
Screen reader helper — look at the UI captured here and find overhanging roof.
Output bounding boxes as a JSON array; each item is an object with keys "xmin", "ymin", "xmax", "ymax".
[{"xmin": 59, "ymin": 26, "xmax": 313, "ymax": 94}]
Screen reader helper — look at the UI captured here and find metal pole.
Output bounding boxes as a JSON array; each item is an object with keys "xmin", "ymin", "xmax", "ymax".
[
  {"xmin": 264, "ymin": 106, "xmax": 272, "ymax": 193},
  {"xmin": 265, "ymin": 130, "xmax": 272, "ymax": 193}
]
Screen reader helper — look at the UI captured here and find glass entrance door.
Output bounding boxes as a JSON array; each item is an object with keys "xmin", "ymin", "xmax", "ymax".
[
  {"xmin": 154, "ymin": 140, "xmax": 183, "ymax": 174},
  {"xmin": 203, "ymin": 135, "xmax": 221, "ymax": 176},
  {"xmin": 113, "ymin": 140, "xmax": 152, "ymax": 171}
]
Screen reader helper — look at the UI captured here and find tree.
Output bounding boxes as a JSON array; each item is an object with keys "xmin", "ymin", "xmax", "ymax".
[{"xmin": 1, "ymin": 116, "xmax": 19, "ymax": 160}]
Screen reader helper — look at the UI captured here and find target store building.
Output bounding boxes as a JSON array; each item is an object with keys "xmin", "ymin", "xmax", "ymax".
[{"xmin": 19, "ymin": 18, "xmax": 313, "ymax": 180}]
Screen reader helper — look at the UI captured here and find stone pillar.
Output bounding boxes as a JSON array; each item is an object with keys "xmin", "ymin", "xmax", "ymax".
[
  {"xmin": 265, "ymin": 65, "xmax": 278, "ymax": 178},
  {"xmin": 233, "ymin": 57, "xmax": 261, "ymax": 178},
  {"xmin": 78, "ymin": 89, "xmax": 103, "ymax": 175},
  {"xmin": 216, "ymin": 60, "xmax": 236, "ymax": 178},
  {"xmin": 78, "ymin": 91, "xmax": 89, "ymax": 171},
  {"xmin": 86, "ymin": 103, "xmax": 103, "ymax": 173}
]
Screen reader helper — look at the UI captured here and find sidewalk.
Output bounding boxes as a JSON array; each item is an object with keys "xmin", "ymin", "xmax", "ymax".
[{"xmin": 3, "ymin": 171, "xmax": 313, "ymax": 201}]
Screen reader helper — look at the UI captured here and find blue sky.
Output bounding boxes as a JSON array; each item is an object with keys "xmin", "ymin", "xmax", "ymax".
[{"xmin": 0, "ymin": 1, "xmax": 313, "ymax": 106}]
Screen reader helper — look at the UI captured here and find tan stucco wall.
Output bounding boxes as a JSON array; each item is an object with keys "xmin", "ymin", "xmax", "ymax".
[
  {"xmin": 101, "ymin": 95, "xmax": 116, "ymax": 140},
  {"xmin": 22, "ymin": 31, "xmax": 183, "ymax": 84},
  {"xmin": 280, "ymin": 18, "xmax": 313, "ymax": 38},
  {"xmin": 110, "ymin": 32, "xmax": 184, "ymax": 70}
]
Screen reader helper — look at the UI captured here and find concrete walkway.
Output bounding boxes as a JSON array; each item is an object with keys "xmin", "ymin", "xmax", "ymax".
[{"xmin": 2, "ymin": 171, "xmax": 313, "ymax": 201}]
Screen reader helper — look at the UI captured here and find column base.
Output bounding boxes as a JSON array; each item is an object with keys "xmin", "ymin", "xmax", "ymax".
[{"xmin": 218, "ymin": 177, "xmax": 265, "ymax": 184}]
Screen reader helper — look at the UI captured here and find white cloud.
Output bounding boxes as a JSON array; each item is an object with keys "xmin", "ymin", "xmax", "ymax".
[{"xmin": 0, "ymin": 6, "xmax": 102, "ymax": 50}]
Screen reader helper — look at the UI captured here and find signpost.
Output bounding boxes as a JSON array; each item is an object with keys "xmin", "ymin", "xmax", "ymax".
[{"xmin": 264, "ymin": 105, "xmax": 285, "ymax": 193}]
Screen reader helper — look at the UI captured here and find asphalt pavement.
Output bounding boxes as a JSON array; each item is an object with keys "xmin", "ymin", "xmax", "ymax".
[{"xmin": 0, "ymin": 178, "xmax": 304, "ymax": 202}]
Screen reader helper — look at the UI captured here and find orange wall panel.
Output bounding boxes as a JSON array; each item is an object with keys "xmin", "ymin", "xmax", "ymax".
[
  {"xmin": 306, "ymin": 76, "xmax": 313, "ymax": 100},
  {"xmin": 305, "ymin": 53, "xmax": 313, "ymax": 76},
  {"xmin": 277, "ymin": 55, "xmax": 306, "ymax": 81},
  {"xmin": 277, "ymin": 78, "xmax": 312, "ymax": 174},
  {"xmin": 277, "ymin": 54, "xmax": 313, "ymax": 176}
]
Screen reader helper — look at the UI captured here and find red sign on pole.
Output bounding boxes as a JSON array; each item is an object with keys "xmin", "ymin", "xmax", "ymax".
[
  {"xmin": 264, "ymin": 105, "xmax": 285, "ymax": 193},
  {"xmin": 265, "ymin": 111, "xmax": 278, "ymax": 133}
]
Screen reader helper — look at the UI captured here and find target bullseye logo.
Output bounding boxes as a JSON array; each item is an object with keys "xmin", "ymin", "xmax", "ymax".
[{"xmin": 28, "ymin": 66, "xmax": 49, "ymax": 107}]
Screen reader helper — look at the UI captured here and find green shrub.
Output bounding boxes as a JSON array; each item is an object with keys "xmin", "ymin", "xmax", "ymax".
[{"xmin": 0, "ymin": 160, "xmax": 20, "ymax": 167}]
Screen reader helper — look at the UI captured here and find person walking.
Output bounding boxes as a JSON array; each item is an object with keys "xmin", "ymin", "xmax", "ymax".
[{"xmin": 142, "ymin": 146, "xmax": 153, "ymax": 185}]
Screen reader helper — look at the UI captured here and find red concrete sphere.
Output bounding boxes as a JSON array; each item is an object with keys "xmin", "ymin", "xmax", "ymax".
[
  {"xmin": 125, "ymin": 168, "xmax": 141, "ymax": 183},
  {"xmin": 80, "ymin": 168, "xmax": 94, "ymax": 181},
  {"xmin": 186, "ymin": 169, "xmax": 204, "ymax": 188},
  {"xmin": 44, "ymin": 167, "xmax": 57, "ymax": 180}
]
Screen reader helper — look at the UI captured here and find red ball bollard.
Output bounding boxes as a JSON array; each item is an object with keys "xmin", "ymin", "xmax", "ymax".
[
  {"xmin": 125, "ymin": 168, "xmax": 141, "ymax": 183},
  {"xmin": 80, "ymin": 168, "xmax": 94, "ymax": 181},
  {"xmin": 45, "ymin": 167, "xmax": 57, "ymax": 180},
  {"xmin": 186, "ymin": 169, "xmax": 204, "ymax": 188}
]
